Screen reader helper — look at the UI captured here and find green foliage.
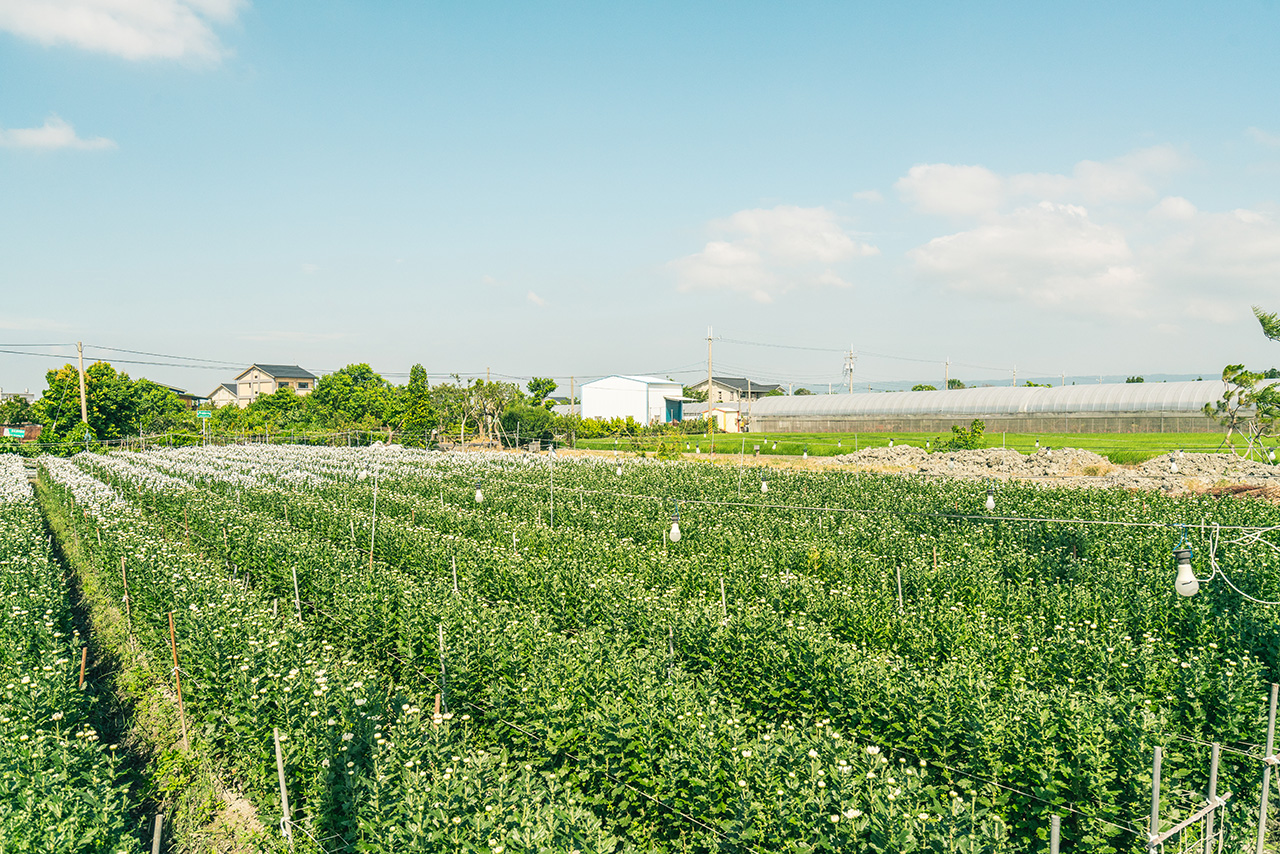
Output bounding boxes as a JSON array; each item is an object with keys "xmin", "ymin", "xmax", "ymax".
[
  {"xmin": 0, "ymin": 462, "xmax": 142, "ymax": 849},
  {"xmin": 1024, "ymin": 381, "xmax": 1052, "ymax": 387},
  {"xmin": 45, "ymin": 445, "xmax": 1280, "ymax": 852},
  {"xmin": 0, "ymin": 395, "xmax": 32, "ymax": 426},
  {"xmin": 1126, "ymin": 376, "xmax": 1145, "ymax": 383},
  {"xmin": 500, "ymin": 403, "xmax": 554, "ymax": 446},
  {"xmin": 682, "ymin": 386, "xmax": 708, "ymax": 403},
  {"xmin": 794, "ymin": 388, "xmax": 814, "ymax": 395},
  {"xmin": 911, "ymin": 384, "xmax": 937, "ymax": 391},
  {"xmin": 1255, "ymin": 305, "xmax": 1280, "ymax": 342},
  {"xmin": 526, "ymin": 377, "xmax": 558, "ymax": 406},
  {"xmin": 947, "ymin": 379, "xmax": 966, "ymax": 389},
  {"xmin": 939, "ymin": 419, "xmax": 986, "ymax": 451}
]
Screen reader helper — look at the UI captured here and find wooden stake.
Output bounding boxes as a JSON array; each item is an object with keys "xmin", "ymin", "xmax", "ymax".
[
  {"xmin": 720, "ymin": 576, "xmax": 727, "ymax": 621},
  {"xmin": 168, "ymin": 612, "xmax": 189, "ymax": 751},
  {"xmin": 150, "ymin": 814, "xmax": 163, "ymax": 854},
  {"xmin": 451, "ymin": 556, "xmax": 458, "ymax": 595},
  {"xmin": 274, "ymin": 727, "xmax": 293, "ymax": 850},
  {"xmin": 932, "ymin": 545, "xmax": 937, "ymax": 572},
  {"xmin": 183, "ymin": 506, "xmax": 189, "ymax": 544},
  {"xmin": 121, "ymin": 556, "xmax": 132, "ymax": 639},
  {"xmin": 1049, "ymin": 814, "xmax": 1060, "ymax": 854},
  {"xmin": 433, "ymin": 692, "xmax": 442, "ymax": 728},
  {"xmin": 1149, "ymin": 746, "xmax": 1163, "ymax": 840},
  {"xmin": 895, "ymin": 566, "xmax": 904, "ymax": 614},
  {"xmin": 438, "ymin": 623, "xmax": 447, "ymax": 711},
  {"xmin": 1205, "ymin": 743, "xmax": 1220, "ymax": 854},
  {"xmin": 1257, "ymin": 684, "xmax": 1278, "ymax": 854},
  {"xmin": 78, "ymin": 646, "xmax": 87, "ymax": 689},
  {"xmin": 291, "ymin": 566, "xmax": 302, "ymax": 621}
]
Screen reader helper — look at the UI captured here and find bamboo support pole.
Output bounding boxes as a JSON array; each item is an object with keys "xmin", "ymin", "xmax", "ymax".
[
  {"xmin": 78, "ymin": 646, "xmax": 87, "ymax": 689},
  {"xmin": 274, "ymin": 727, "xmax": 293, "ymax": 850},
  {"xmin": 168, "ymin": 612, "xmax": 189, "ymax": 751}
]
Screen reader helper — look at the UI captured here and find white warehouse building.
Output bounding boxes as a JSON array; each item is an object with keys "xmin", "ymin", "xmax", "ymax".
[{"xmin": 580, "ymin": 375, "xmax": 688, "ymax": 425}]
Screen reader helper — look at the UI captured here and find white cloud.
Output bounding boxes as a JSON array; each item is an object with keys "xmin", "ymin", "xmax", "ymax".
[
  {"xmin": 0, "ymin": 116, "xmax": 114, "ymax": 150},
  {"xmin": 852, "ymin": 189, "xmax": 883, "ymax": 202},
  {"xmin": 0, "ymin": 0, "xmax": 245, "ymax": 61},
  {"xmin": 895, "ymin": 164, "xmax": 1005, "ymax": 217},
  {"xmin": 1148, "ymin": 207, "xmax": 1280, "ymax": 298},
  {"xmin": 1248, "ymin": 127, "xmax": 1280, "ymax": 148},
  {"xmin": 671, "ymin": 205, "xmax": 877, "ymax": 303},
  {"xmin": 897, "ymin": 145, "xmax": 1186, "ymax": 217},
  {"xmin": 909, "ymin": 201, "xmax": 1149, "ymax": 315},
  {"xmin": 1150, "ymin": 196, "xmax": 1197, "ymax": 221},
  {"xmin": 526, "ymin": 291, "xmax": 547, "ymax": 307}
]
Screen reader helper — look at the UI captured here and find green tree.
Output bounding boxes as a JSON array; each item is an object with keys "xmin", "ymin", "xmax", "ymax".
[
  {"xmin": 527, "ymin": 377, "xmax": 558, "ymax": 407},
  {"xmin": 0, "ymin": 394, "xmax": 32, "ymax": 426},
  {"xmin": 396, "ymin": 364, "xmax": 437, "ymax": 444},
  {"xmin": 1256, "ymin": 305, "xmax": 1280, "ymax": 341},
  {"xmin": 308, "ymin": 364, "xmax": 393, "ymax": 427},
  {"xmin": 682, "ymin": 385, "xmax": 708, "ymax": 403},
  {"xmin": 1126, "ymin": 376, "xmax": 1145, "ymax": 383},
  {"xmin": 947, "ymin": 379, "xmax": 966, "ymax": 389},
  {"xmin": 793, "ymin": 388, "xmax": 814, "ymax": 395},
  {"xmin": 134, "ymin": 380, "xmax": 193, "ymax": 434},
  {"xmin": 500, "ymin": 403, "xmax": 554, "ymax": 446},
  {"xmin": 911, "ymin": 384, "xmax": 937, "ymax": 392}
]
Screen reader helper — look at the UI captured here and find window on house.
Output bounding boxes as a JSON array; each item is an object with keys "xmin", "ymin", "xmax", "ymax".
[{"xmin": 298, "ymin": 382, "xmax": 309, "ymax": 389}]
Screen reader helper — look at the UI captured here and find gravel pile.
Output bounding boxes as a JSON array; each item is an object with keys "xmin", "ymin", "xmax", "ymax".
[{"xmin": 826, "ymin": 445, "xmax": 1280, "ymax": 495}]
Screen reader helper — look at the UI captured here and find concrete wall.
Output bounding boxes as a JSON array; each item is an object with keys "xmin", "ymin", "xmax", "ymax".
[{"xmin": 748, "ymin": 412, "xmax": 1226, "ymax": 434}]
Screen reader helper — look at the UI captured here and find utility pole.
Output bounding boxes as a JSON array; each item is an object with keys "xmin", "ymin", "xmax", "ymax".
[
  {"xmin": 1012, "ymin": 365, "xmax": 1017, "ymax": 387},
  {"xmin": 844, "ymin": 347, "xmax": 856, "ymax": 393},
  {"xmin": 570, "ymin": 376, "xmax": 575, "ymax": 416},
  {"xmin": 76, "ymin": 341, "xmax": 88, "ymax": 425},
  {"xmin": 944, "ymin": 358, "xmax": 950, "ymax": 390},
  {"xmin": 707, "ymin": 326, "xmax": 714, "ymax": 452},
  {"xmin": 1061, "ymin": 371, "xmax": 1066, "ymax": 387}
]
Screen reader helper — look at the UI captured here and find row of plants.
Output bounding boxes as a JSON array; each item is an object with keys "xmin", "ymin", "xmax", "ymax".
[
  {"xmin": 0, "ymin": 455, "xmax": 144, "ymax": 851},
  {"xmin": 64, "ymin": 444, "xmax": 1280, "ymax": 850},
  {"xmin": 55, "ymin": 448, "xmax": 1017, "ymax": 852}
]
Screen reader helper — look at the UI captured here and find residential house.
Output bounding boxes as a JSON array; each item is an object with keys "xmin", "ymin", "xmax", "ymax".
[
  {"xmin": 208, "ymin": 383, "xmax": 239, "ymax": 408},
  {"xmin": 234, "ymin": 364, "xmax": 317, "ymax": 408},
  {"xmin": 688, "ymin": 376, "xmax": 781, "ymax": 405}
]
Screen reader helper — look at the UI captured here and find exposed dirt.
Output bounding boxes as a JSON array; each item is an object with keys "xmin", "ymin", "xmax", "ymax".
[{"xmin": 819, "ymin": 446, "xmax": 1280, "ymax": 498}]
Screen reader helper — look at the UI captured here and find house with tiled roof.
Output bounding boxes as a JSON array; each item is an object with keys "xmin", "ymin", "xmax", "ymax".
[
  {"xmin": 688, "ymin": 376, "xmax": 781, "ymax": 404},
  {"xmin": 233, "ymin": 364, "xmax": 317, "ymax": 408}
]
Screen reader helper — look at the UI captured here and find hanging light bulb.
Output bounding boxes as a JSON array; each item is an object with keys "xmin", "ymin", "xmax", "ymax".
[
  {"xmin": 760, "ymin": 477, "xmax": 768, "ymax": 493},
  {"xmin": 474, "ymin": 481, "xmax": 484, "ymax": 503},
  {"xmin": 1270, "ymin": 449, "xmax": 1277, "ymax": 463},
  {"xmin": 1170, "ymin": 459, "xmax": 1179, "ymax": 474},
  {"xmin": 669, "ymin": 506, "xmax": 681, "ymax": 542},
  {"xmin": 888, "ymin": 439, "xmax": 894, "ymax": 448},
  {"xmin": 802, "ymin": 447, "xmax": 808, "ymax": 458},
  {"xmin": 1173, "ymin": 547, "xmax": 1198, "ymax": 597},
  {"xmin": 1046, "ymin": 448, "xmax": 1052, "ymax": 459},
  {"xmin": 984, "ymin": 485, "xmax": 995, "ymax": 512},
  {"xmin": 1035, "ymin": 439, "xmax": 1040, "ymax": 450},
  {"xmin": 926, "ymin": 440, "xmax": 930, "ymax": 451}
]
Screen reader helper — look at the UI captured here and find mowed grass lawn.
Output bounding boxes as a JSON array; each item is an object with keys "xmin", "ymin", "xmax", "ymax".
[{"xmin": 577, "ymin": 430, "xmax": 1271, "ymax": 464}]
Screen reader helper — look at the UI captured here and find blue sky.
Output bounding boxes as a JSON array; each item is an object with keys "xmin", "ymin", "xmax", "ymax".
[{"xmin": 3, "ymin": 1, "xmax": 1280, "ymax": 397}]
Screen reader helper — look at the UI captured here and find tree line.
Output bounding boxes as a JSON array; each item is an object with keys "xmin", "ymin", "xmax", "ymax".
[{"xmin": 0, "ymin": 362, "xmax": 710, "ymax": 454}]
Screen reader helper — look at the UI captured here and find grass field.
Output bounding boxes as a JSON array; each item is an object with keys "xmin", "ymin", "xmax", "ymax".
[{"xmin": 577, "ymin": 430, "xmax": 1272, "ymax": 464}]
